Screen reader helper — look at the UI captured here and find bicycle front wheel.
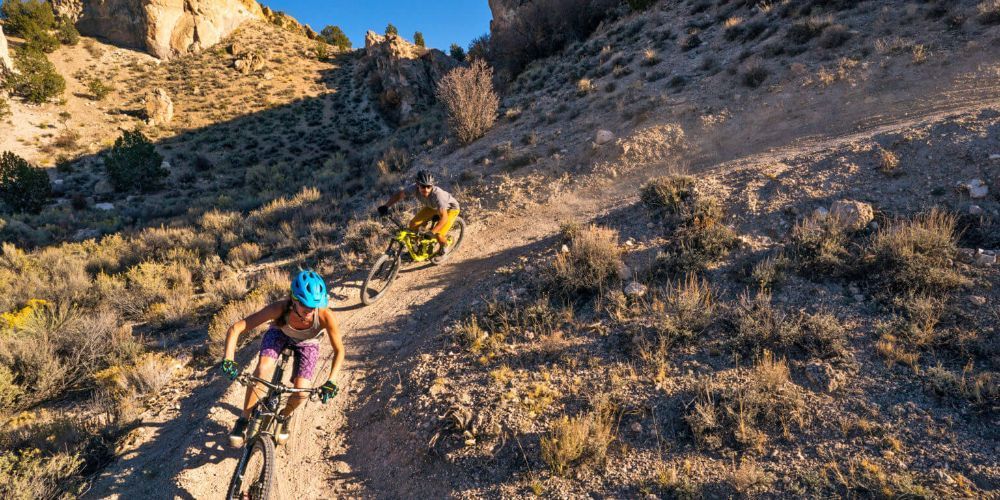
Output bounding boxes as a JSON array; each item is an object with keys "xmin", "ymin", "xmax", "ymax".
[
  {"xmin": 360, "ymin": 251, "xmax": 401, "ymax": 305},
  {"xmin": 226, "ymin": 436, "xmax": 275, "ymax": 500}
]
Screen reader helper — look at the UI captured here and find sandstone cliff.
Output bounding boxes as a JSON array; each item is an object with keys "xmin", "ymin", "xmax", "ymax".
[
  {"xmin": 65, "ymin": 0, "xmax": 265, "ymax": 59},
  {"xmin": 362, "ymin": 31, "xmax": 459, "ymax": 125}
]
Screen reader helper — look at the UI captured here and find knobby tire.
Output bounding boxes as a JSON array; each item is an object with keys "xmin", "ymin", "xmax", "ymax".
[
  {"xmin": 360, "ymin": 251, "xmax": 401, "ymax": 305},
  {"xmin": 226, "ymin": 436, "xmax": 275, "ymax": 500}
]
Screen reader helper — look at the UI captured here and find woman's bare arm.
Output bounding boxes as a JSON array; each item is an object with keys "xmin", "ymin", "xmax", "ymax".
[{"xmin": 222, "ymin": 300, "xmax": 286, "ymax": 361}]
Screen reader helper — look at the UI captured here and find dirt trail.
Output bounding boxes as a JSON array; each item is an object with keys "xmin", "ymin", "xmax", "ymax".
[{"xmin": 85, "ymin": 54, "xmax": 1000, "ymax": 499}]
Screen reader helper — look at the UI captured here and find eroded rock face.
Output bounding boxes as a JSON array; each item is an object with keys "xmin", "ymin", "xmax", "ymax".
[
  {"xmin": 74, "ymin": 0, "xmax": 264, "ymax": 59},
  {"xmin": 145, "ymin": 88, "xmax": 174, "ymax": 126},
  {"xmin": 362, "ymin": 31, "xmax": 459, "ymax": 124},
  {"xmin": 0, "ymin": 25, "xmax": 16, "ymax": 77}
]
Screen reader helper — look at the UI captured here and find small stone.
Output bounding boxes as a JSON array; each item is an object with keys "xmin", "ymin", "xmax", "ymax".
[
  {"xmin": 969, "ymin": 205, "xmax": 984, "ymax": 216},
  {"xmin": 95, "ymin": 202, "xmax": 115, "ymax": 211},
  {"xmin": 624, "ymin": 238, "xmax": 636, "ymax": 247},
  {"xmin": 830, "ymin": 200, "xmax": 874, "ymax": 231},
  {"xmin": 975, "ymin": 249, "xmax": 996, "ymax": 266},
  {"xmin": 560, "ymin": 244, "xmax": 570, "ymax": 254},
  {"xmin": 595, "ymin": 129, "xmax": 615, "ymax": 145},
  {"xmin": 962, "ymin": 179, "xmax": 988, "ymax": 199},
  {"xmin": 968, "ymin": 296, "xmax": 987, "ymax": 307},
  {"xmin": 989, "ymin": 153, "xmax": 1000, "ymax": 161},
  {"xmin": 630, "ymin": 421, "xmax": 642, "ymax": 433},
  {"xmin": 624, "ymin": 281, "xmax": 648, "ymax": 298}
]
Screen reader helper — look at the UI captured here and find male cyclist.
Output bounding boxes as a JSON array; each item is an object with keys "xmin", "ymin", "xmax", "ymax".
[
  {"xmin": 377, "ymin": 170, "xmax": 461, "ymax": 264},
  {"xmin": 220, "ymin": 270, "xmax": 344, "ymax": 447}
]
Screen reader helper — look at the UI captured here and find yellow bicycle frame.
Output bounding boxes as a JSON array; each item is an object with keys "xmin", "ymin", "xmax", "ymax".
[{"xmin": 393, "ymin": 228, "xmax": 439, "ymax": 262}]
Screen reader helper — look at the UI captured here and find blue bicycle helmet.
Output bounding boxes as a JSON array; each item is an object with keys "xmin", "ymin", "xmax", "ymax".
[{"xmin": 290, "ymin": 270, "xmax": 328, "ymax": 308}]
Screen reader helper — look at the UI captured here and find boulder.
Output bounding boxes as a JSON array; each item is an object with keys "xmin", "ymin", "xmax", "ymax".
[
  {"xmin": 829, "ymin": 199, "xmax": 874, "ymax": 231},
  {"xmin": 74, "ymin": 0, "xmax": 266, "ymax": 59},
  {"xmin": 0, "ymin": 26, "xmax": 16, "ymax": 77},
  {"xmin": 145, "ymin": 88, "xmax": 174, "ymax": 126},
  {"xmin": 233, "ymin": 50, "xmax": 266, "ymax": 74},
  {"xmin": 362, "ymin": 30, "xmax": 460, "ymax": 124},
  {"xmin": 595, "ymin": 129, "xmax": 614, "ymax": 145},
  {"xmin": 975, "ymin": 249, "xmax": 997, "ymax": 267}
]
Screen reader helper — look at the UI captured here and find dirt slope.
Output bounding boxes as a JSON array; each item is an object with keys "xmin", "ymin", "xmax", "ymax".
[{"xmin": 87, "ymin": 80, "xmax": 999, "ymax": 499}]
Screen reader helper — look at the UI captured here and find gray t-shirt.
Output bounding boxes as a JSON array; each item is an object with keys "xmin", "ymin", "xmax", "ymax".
[{"xmin": 409, "ymin": 184, "xmax": 460, "ymax": 211}]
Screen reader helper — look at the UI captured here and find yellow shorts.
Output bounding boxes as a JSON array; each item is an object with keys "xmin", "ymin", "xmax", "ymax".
[{"xmin": 410, "ymin": 207, "xmax": 460, "ymax": 239}]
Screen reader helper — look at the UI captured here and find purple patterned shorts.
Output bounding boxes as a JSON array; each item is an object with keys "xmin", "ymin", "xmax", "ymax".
[{"xmin": 259, "ymin": 327, "xmax": 320, "ymax": 380}]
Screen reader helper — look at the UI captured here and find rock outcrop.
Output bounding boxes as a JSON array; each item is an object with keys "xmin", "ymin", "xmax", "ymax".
[
  {"xmin": 0, "ymin": 25, "xmax": 16, "ymax": 77},
  {"xmin": 362, "ymin": 31, "xmax": 459, "ymax": 125},
  {"xmin": 73, "ymin": 0, "xmax": 265, "ymax": 59},
  {"xmin": 145, "ymin": 88, "xmax": 174, "ymax": 126}
]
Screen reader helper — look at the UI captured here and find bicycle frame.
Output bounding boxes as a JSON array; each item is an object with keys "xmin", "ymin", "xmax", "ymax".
[{"xmin": 385, "ymin": 214, "xmax": 445, "ymax": 263}]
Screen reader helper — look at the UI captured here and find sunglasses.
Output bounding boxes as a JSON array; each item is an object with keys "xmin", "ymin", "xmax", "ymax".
[
  {"xmin": 418, "ymin": 184, "xmax": 433, "ymax": 189},
  {"xmin": 292, "ymin": 300, "xmax": 315, "ymax": 314}
]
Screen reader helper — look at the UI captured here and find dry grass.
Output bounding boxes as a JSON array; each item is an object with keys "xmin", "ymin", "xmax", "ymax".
[
  {"xmin": 876, "ymin": 146, "xmax": 900, "ymax": 175},
  {"xmin": 206, "ymin": 289, "xmax": 270, "ymax": 358},
  {"xmin": 540, "ymin": 398, "xmax": 616, "ymax": 476},
  {"xmin": 436, "ymin": 59, "xmax": 499, "ymax": 144},
  {"xmin": 550, "ymin": 225, "xmax": 622, "ymax": 295},
  {"xmin": 790, "ymin": 212, "xmax": 853, "ymax": 277},
  {"xmin": 925, "ymin": 362, "xmax": 998, "ymax": 408},
  {"xmin": 640, "ymin": 175, "xmax": 696, "ymax": 215},
  {"xmin": 0, "ymin": 448, "xmax": 83, "ymax": 500},
  {"xmin": 729, "ymin": 459, "xmax": 773, "ymax": 495},
  {"xmin": 618, "ymin": 123, "xmax": 685, "ymax": 166},
  {"xmin": 686, "ymin": 351, "xmax": 806, "ymax": 453},
  {"xmin": 978, "ymin": 0, "xmax": 1000, "ymax": 24},
  {"xmin": 865, "ymin": 209, "xmax": 968, "ymax": 298},
  {"xmin": 728, "ymin": 291, "xmax": 847, "ymax": 360}
]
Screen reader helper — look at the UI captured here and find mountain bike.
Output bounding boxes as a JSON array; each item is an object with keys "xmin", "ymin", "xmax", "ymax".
[
  {"xmin": 226, "ymin": 348, "xmax": 319, "ymax": 500},
  {"xmin": 360, "ymin": 211, "xmax": 465, "ymax": 305}
]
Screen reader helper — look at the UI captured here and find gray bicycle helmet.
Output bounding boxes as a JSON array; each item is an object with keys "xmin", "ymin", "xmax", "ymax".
[{"xmin": 416, "ymin": 170, "xmax": 435, "ymax": 187}]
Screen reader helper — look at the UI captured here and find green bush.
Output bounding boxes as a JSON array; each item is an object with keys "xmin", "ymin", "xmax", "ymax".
[
  {"xmin": 0, "ymin": 151, "xmax": 51, "ymax": 213},
  {"xmin": 86, "ymin": 78, "xmax": 113, "ymax": 100},
  {"xmin": 56, "ymin": 21, "xmax": 79, "ymax": 46},
  {"xmin": 414, "ymin": 31, "xmax": 426, "ymax": 47},
  {"xmin": 449, "ymin": 43, "xmax": 466, "ymax": 62},
  {"xmin": 103, "ymin": 130, "xmax": 166, "ymax": 193},
  {"xmin": 385, "ymin": 23, "xmax": 399, "ymax": 36},
  {"xmin": 0, "ymin": 448, "xmax": 82, "ymax": 500},
  {"xmin": 319, "ymin": 25, "xmax": 351, "ymax": 50},
  {"xmin": 1, "ymin": 0, "xmax": 55, "ymax": 37},
  {"xmin": 0, "ymin": 96, "xmax": 9, "ymax": 121},
  {"xmin": 5, "ymin": 49, "xmax": 65, "ymax": 103}
]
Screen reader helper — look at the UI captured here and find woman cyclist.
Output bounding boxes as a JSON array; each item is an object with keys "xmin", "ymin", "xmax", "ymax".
[{"xmin": 219, "ymin": 270, "xmax": 344, "ymax": 447}]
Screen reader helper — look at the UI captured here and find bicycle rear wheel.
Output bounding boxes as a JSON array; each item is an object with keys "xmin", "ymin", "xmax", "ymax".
[
  {"xmin": 226, "ymin": 436, "xmax": 275, "ymax": 500},
  {"xmin": 434, "ymin": 217, "xmax": 465, "ymax": 264},
  {"xmin": 360, "ymin": 251, "xmax": 401, "ymax": 305}
]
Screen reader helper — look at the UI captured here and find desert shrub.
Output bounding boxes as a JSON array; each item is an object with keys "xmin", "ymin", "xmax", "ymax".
[
  {"xmin": 790, "ymin": 212, "xmax": 853, "ymax": 277},
  {"xmin": 207, "ymin": 289, "xmax": 269, "ymax": 358},
  {"xmin": 436, "ymin": 59, "xmax": 499, "ymax": 144},
  {"xmin": 741, "ymin": 61, "xmax": 769, "ymax": 88},
  {"xmin": 550, "ymin": 225, "xmax": 622, "ymax": 295},
  {"xmin": 56, "ymin": 21, "xmax": 79, "ymax": 45},
  {"xmin": 467, "ymin": 33, "xmax": 491, "ymax": 62},
  {"xmin": 864, "ymin": 209, "xmax": 968, "ymax": 297},
  {"xmin": 124, "ymin": 352, "xmax": 176, "ymax": 396},
  {"xmin": 1, "ymin": 0, "xmax": 55, "ymax": 35},
  {"xmin": 0, "ymin": 364, "xmax": 23, "ymax": 413},
  {"xmin": 540, "ymin": 399, "xmax": 615, "ymax": 476},
  {"xmin": 0, "ymin": 96, "xmax": 10, "ymax": 121},
  {"xmin": 819, "ymin": 24, "xmax": 851, "ymax": 48},
  {"xmin": 226, "ymin": 242, "xmax": 262, "ymax": 267},
  {"xmin": 641, "ymin": 176, "xmax": 696, "ymax": 215},
  {"xmin": 979, "ymin": 0, "xmax": 1000, "ymax": 24},
  {"xmin": 663, "ymin": 199, "xmax": 737, "ymax": 273},
  {"xmin": 686, "ymin": 351, "xmax": 805, "ymax": 452},
  {"xmin": 86, "ymin": 78, "xmax": 113, "ymax": 100},
  {"xmin": 313, "ymin": 40, "xmax": 329, "ymax": 60},
  {"xmin": 385, "ymin": 23, "xmax": 399, "ymax": 36},
  {"xmin": 0, "ymin": 448, "xmax": 82, "ymax": 500},
  {"xmin": 103, "ymin": 129, "xmax": 166, "ymax": 192},
  {"xmin": 320, "ymin": 25, "xmax": 351, "ymax": 50},
  {"xmin": 786, "ymin": 16, "xmax": 831, "ymax": 44},
  {"xmin": 727, "ymin": 291, "xmax": 847, "ymax": 359},
  {"xmin": 5, "ymin": 49, "xmax": 65, "ymax": 103},
  {"xmin": 729, "ymin": 460, "xmax": 773, "ymax": 495},
  {"xmin": 0, "ymin": 151, "xmax": 51, "ymax": 213},
  {"xmin": 344, "ymin": 219, "xmax": 386, "ymax": 259},
  {"xmin": 414, "ymin": 31, "xmax": 425, "ymax": 47}
]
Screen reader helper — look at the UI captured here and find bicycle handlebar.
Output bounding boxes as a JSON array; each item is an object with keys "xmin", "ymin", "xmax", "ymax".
[{"xmin": 238, "ymin": 374, "xmax": 320, "ymax": 395}]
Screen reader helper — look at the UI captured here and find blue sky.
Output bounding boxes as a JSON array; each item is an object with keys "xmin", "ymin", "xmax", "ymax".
[{"xmin": 260, "ymin": 1, "xmax": 493, "ymax": 50}]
